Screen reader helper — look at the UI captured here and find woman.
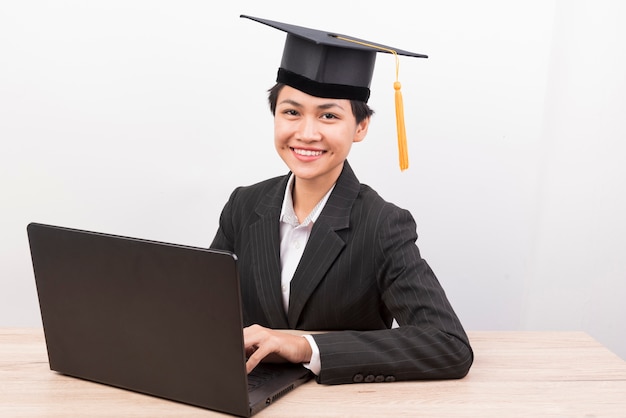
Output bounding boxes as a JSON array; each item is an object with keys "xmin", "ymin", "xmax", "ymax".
[{"xmin": 210, "ymin": 15, "xmax": 473, "ymax": 385}]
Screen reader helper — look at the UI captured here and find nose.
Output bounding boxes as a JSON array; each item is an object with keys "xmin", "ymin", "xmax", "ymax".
[{"xmin": 297, "ymin": 116, "xmax": 322, "ymax": 142}]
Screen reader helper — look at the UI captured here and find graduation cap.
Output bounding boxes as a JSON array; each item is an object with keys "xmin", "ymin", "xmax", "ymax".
[{"xmin": 241, "ymin": 14, "xmax": 428, "ymax": 171}]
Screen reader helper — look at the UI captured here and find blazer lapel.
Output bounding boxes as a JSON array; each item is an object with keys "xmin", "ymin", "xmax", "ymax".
[
  {"xmin": 287, "ymin": 162, "xmax": 360, "ymax": 328},
  {"xmin": 249, "ymin": 176, "xmax": 290, "ymax": 329}
]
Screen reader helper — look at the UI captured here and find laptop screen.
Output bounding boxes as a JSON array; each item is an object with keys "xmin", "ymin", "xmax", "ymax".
[{"xmin": 28, "ymin": 222, "xmax": 253, "ymax": 416}]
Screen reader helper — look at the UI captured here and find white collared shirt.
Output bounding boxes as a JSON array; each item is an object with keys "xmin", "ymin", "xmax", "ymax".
[
  {"xmin": 279, "ymin": 174, "xmax": 334, "ymax": 375},
  {"xmin": 279, "ymin": 174, "xmax": 334, "ymax": 313}
]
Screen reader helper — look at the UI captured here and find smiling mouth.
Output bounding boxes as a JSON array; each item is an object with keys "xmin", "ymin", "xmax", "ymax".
[{"xmin": 291, "ymin": 147, "xmax": 325, "ymax": 157}]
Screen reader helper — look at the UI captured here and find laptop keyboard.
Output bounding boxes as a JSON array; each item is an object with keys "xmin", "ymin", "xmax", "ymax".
[{"xmin": 247, "ymin": 365, "xmax": 281, "ymax": 391}]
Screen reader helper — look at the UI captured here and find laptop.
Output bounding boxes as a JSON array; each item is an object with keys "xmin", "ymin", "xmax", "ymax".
[{"xmin": 27, "ymin": 222, "xmax": 312, "ymax": 417}]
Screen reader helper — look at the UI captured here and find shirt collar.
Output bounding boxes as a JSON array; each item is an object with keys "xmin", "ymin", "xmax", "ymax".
[{"xmin": 280, "ymin": 174, "xmax": 334, "ymax": 227}]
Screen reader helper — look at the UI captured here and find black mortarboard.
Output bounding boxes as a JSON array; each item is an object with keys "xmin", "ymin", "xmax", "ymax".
[
  {"xmin": 241, "ymin": 14, "xmax": 426, "ymax": 102},
  {"xmin": 241, "ymin": 14, "xmax": 428, "ymax": 171}
]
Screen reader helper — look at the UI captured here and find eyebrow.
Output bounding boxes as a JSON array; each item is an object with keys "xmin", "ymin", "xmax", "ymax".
[{"xmin": 278, "ymin": 99, "xmax": 346, "ymax": 111}]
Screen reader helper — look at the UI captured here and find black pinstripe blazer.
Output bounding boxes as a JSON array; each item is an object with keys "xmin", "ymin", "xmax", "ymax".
[{"xmin": 210, "ymin": 161, "xmax": 473, "ymax": 384}]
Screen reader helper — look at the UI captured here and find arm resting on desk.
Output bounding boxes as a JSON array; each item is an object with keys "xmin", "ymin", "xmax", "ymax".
[
  {"xmin": 282, "ymin": 328, "xmax": 473, "ymax": 385},
  {"xmin": 311, "ymin": 328, "xmax": 472, "ymax": 385}
]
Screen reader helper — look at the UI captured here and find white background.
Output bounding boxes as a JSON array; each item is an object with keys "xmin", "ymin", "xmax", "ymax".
[{"xmin": 1, "ymin": 1, "xmax": 625, "ymax": 360}]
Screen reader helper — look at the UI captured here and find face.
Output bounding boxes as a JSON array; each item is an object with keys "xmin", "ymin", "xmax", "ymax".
[{"xmin": 274, "ymin": 86, "xmax": 369, "ymax": 188}]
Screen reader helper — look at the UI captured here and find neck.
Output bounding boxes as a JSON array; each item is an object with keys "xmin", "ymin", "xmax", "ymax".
[{"xmin": 291, "ymin": 170, "xmax": 340, "ymax": 223}]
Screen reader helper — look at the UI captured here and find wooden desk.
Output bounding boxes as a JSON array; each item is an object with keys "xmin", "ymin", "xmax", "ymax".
[{"xmin": 1, "ymin": 329, "xmax": 625, "ymax": 417}]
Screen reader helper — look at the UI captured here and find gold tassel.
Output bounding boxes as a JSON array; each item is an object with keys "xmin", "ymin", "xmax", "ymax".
[
  {"xmin": 335, "ymin": 35, "xmax": 410, "ymax": 171},
  {"xmin": 395, "ymin": 81, "xmax": 409, "ymax": 171}
]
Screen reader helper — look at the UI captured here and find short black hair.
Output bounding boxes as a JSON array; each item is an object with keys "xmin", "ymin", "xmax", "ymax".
[{"xmin": 267, "ymin": 83, "xmax": 374, "ymax": 124}]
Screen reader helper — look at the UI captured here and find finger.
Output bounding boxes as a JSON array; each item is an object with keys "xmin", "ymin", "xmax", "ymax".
[
  {"xmin": 243, "ymin": 325, "xmax": 270, "ymax": 373},
  {"xmin": 245, "ymin": 344, "xmax": 271, "ymax": 373},
  {"xmin": 243, "ymin": 326, "xmax": 264, "ymax": 355},
  {"xmin": 246, "ymin": 354, "xmax": 259, "ymax": 374}
]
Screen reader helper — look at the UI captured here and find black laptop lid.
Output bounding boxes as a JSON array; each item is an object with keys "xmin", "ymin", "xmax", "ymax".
[{"xmin": 27, "ymin": 222, "xmax": 251, "ymax": 417}]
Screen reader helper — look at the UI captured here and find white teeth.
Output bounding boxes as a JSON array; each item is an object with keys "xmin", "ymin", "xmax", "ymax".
[{"xmin": 293, "ymin": 148, "xmax": 323, "ymax": 156}]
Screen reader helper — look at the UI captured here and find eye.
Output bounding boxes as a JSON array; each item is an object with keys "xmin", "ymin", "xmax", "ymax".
[
  {"xmin": 282, "ymin": 109, "xmax": 299, "ymax": 116},
  {"xmin": 320, "ymin": 112, "xmax": 338, "ymax": 120}
]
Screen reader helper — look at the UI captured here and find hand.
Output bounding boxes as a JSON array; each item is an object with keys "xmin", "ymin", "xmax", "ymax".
[{"xmin": 243, "ymin": 324, "xmax": 313, "ymax": 374}]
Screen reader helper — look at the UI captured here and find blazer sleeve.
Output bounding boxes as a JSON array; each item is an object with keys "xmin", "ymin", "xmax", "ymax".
[
  {"xmin": 209, "ymin": 187, "xmax": 237, "ymax": 253},
  {"xmin": 311, "ymin": 205, "xmax": 473, "ymax": 384}
]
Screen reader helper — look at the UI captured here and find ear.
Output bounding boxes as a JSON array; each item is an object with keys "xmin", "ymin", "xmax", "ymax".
[{"xmin": 353, "ymin": 117, "xmax": 370, "ymax": 143}]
